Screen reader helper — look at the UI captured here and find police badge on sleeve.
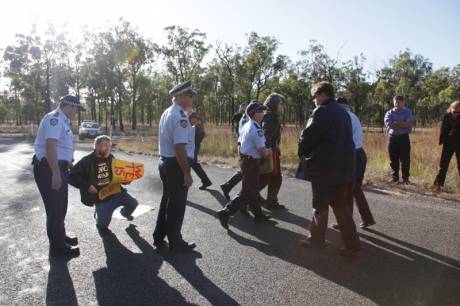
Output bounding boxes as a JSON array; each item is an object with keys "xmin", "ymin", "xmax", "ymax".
[
  {"xmin": 50, "ymin": 118, "xmax": 58, "ymax": 126},
  {"xmin": 180, "ymin": 120, "xmax": 188, "ymax": 128}
]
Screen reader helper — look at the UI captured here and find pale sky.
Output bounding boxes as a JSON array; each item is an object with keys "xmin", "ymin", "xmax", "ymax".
[{"xmin": 1, "ymin": 0, "xmax": 459, "ymax": 74}]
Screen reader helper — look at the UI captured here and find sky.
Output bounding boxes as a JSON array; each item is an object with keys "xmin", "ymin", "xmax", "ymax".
[{"xmin": 0, "ymin": 0, "xmax": 459, "ymax": 74}]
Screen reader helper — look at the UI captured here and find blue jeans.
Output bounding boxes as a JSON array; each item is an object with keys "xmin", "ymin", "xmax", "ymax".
[{"xmin": 95, "ymin": 190, "xmax": 138, "ymax": 229}]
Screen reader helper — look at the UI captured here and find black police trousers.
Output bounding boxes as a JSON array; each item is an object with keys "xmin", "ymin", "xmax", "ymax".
[
  {"xmin": 154, "ymin": 157, "xmax": 189, "ymax": 246},
  {"xmin": 223, "ymin": 157, "xmax": 264, "ymax": 216},
  {"xmin": 33, "ymin": 158, "xmax": 69, "ymax": 251},
  {"xmin": 388, "ymin": 134, "xmax": 411, "ymax": 180}
]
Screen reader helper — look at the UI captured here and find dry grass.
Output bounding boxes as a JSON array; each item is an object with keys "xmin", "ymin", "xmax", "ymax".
[{"xmin": 6, "ymin": 121, "xmax": 453, "ymax": 200}]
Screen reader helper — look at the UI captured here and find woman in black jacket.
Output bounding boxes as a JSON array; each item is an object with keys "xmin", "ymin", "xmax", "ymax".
[
  {"xmin": 433, "ymin": 101, "xmax": 460, "ymax": 189},
  {"xmin": 260, "ymin": 93, "xmax": 285, "ymax": 209}
]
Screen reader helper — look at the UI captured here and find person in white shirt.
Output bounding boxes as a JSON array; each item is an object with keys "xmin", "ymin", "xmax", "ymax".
[
  {"xmin": 153, "ymin": 80, "xmax": 197, "ymax": 253},
  {"xmin": 33, "ymin": 95, "xmax": 84, "ymax": 257},
  {"xmin": 336, "ymin": 97, "xmax": 375, "ymax": 229}
]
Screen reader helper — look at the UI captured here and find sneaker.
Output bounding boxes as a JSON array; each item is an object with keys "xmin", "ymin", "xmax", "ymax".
[{"xmin": 331, "ymin": 223, "xmax": 340, "ymax": 230}]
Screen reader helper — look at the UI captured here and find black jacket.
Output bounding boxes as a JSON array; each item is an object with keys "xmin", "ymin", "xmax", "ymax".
[
  {"xmin": 297, "ymin": 99, "xmax": 355, "ymax": 184},
  {"xmin": 262, "ymin": 111, "xmax": 281, "ymax": 149},
  {"xmin": 69, "ymin": 152, "xmax": 117, "ymax": 206},
  {"xmin": 232, "ymin": 112, "xmax": 244, "ymax": 136},
  {"xmin": 439, "ymin": 113, "xmax": 460, "ymax": 146},
  {"xmin": 194, "ymin": 123, "xmax": 206, "ymax": 157}
]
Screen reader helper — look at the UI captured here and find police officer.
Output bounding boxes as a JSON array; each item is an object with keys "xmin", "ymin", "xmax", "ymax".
[
  {"xmin": 217, "ymin": 101, "xmax": 272, "ymax": 229},
  {"xmin": 153, "ymin": 80, "xmax": 197, "ymax": 252},
  {"xmin": 33, "ymin": 95, "xmax": 83, "ymax": 257}
]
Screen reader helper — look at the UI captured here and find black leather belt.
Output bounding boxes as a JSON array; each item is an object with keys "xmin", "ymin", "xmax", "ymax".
[
  {"xmin": 240, "ymin": 154, "xmax": 260, "ymax": 160},
  {"xmin": 32, "ymin": 155, "xmax": 69, "ymax": 170}
]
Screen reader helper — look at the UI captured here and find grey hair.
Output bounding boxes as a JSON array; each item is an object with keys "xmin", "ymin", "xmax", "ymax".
[{"xmin": 93, "ymin": 135, "xmax": 112, "ymax": 149}]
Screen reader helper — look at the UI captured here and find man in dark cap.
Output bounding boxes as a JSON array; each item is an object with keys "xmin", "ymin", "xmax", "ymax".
[
  {"xmin": 217, "ymin": 101, "xmax": 272, "ymax": 229},
  {"xmin": 153, "ymin": 80, "xmax": 197, "ymax": 252},
  {"xmin": 297, "ymin": 82, "xmax": 360, "ymax": 257},
  {"xmin": 33, "ymin": 95, "xmax": 84, "ymax": 257}
]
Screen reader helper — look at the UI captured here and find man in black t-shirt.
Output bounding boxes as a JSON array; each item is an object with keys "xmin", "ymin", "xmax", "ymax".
[{"xmin": 69, "ymin": 135, "xmax": 138, "ymax": 229}]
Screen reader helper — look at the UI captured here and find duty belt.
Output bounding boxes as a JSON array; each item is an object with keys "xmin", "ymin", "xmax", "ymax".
[{"xmin": 239, "ymin": 154, "xmax": 260, "ymax": 161}]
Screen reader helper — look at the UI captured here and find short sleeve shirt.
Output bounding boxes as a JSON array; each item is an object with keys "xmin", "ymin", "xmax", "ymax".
[
  {"xmin": 239, "ymin": 119, "xmax": 266, "ymax": 159},
  {"xmin": 34, "ymin": 107, "xmax": 74, "ymax": 162},
  {"xmin": 159, "ymin": 103, "xmax": 195, "ymax": 158}
]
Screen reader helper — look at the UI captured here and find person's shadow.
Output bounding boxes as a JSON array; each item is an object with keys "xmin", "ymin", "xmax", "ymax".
[
  {"xmin": 187, "ymin": 196, "xmax": 460, "ymax": 306},
  {"xmin": 93, "ymin": 226, "xmax": 194, "ymax": 306},
  {"xmin": 46, "ymin": 257, "xmax": 78, "ymax": 306},
  {"xmin": 126, "ymin": 225, "xmax": 239, "ymax": 306}
]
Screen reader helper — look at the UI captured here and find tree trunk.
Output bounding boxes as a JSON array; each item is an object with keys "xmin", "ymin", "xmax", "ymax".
[
  {"xmin": 131, "ymin": 69, "xmax": 137, "ymax": 130},
  {"xmin": 117, "ymin": 85, "xmax": 124, "ymax": 132},
  {"xmin": 45, "ymin": 62, "xmax": 52, "ymax": 113}
]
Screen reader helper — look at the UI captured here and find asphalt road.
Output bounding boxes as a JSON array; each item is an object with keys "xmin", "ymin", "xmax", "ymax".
[{"xmin": 0, "ymin": 135, "xmax": 459, "ymax": 306}]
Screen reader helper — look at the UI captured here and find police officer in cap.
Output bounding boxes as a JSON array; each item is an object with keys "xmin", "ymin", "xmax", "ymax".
[
  {"xmin": 33, "ymin": 95, "xmax": 84, "ymax": 257},
  {"xmin": 153, "ymin": 80, "xmax": 197, "ymax": 252},
  {"xmin": 217, "ymin": 101, "xmax": 272, "ymax": 229}
]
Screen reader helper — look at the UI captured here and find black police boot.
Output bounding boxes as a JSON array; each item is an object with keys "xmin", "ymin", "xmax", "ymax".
[
  {"xmin": 199, "ymin": 180, "xmax": 212, "ymax": 190},
  {"xmin": 217, "ymin": 209, "xmax": 230, "ymax": 229},
  {"xmin": 50, "ymin": 245, "xmax": 80, "ymax": 258},
  {"xmin": 254, "ymin": 213, "xmax": 272, "ymax": 223},
  {"xmin": 220, "ymin": 184, "xmax": 231, "ymax": 200},
  {"xmin": 65, "ymin": 236, "xmax": 78, "ymax": 246},
  {"xmin": 169, "ymin": 240, "xmax": 196, "ymax": 253}
]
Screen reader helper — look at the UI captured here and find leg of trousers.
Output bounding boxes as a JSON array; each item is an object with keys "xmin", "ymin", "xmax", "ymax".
[
  {"xmin": 354, "ymin": 148, "xmax": 375, "ymax": 224},
  {"xmin": 434, "ymin": 144, "xmax": 455, "ymax": 186},
  {"xmin": 153, "ymin": 158, "xmax": 189, "ymax": 245},
  {"xmin": 191, "ymin": 160, "xmax": 212, "ymax": 184},
  {"xmin": 34, "ymin": 163, "xmax": 68, "ymax": 250},
  {"xmin": 399, "ymin": 135, "xmax": 411, "ymax": 180},
  {"xmin": 309, "ymin": 183, "xmax": 331, "ymax": 242},
  {"xmin": 226, "ymin": 158, "xmax": 263, "ymax": 216},
  {"xmin": 310, "ymin": 182, "xmax": 360, "ymax": 250},
  {"xmin": 223, "ymin": 170, "xmax": 243, "ymax": 191},
  {"xmin": 329, "ymin": 184, "xmax": 360, "ymax": 250},
  {"xmin": 388, "ymin": 136, "xmax": 401, "ymax": 179}
]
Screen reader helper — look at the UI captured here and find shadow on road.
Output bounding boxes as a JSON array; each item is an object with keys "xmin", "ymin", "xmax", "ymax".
[
  {"xmin": 187, "ymin": 198, "xmax": 460, "ymax": 306},
  {"xmin": 46, "ymin": 257, "xmax": 78, "ymax": 306},
  {"xmin": 93, "ymin": 226, "xmax": 194, "ymax": 306},
  {"xmin": 126, "ymin": 225, "xmax": 239, "ymax": 306}
]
